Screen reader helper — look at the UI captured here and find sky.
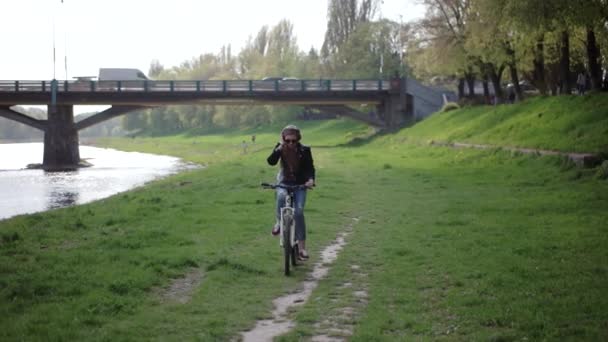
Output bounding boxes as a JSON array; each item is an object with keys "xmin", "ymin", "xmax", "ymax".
[
  {"xmin": 2, "ymin": 0, "xmax": 425, "ymax": 113},
  {"xmin": 2, "ymin": 0, "xmax": 425, "ymax": 80}
]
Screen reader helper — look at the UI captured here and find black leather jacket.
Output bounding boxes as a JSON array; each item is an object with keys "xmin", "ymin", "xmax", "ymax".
[{"xmin": 267, "ymin": 143, "xmax": 315, "ymax": 184}]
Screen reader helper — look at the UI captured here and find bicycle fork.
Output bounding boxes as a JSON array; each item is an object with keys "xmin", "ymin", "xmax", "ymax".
[{"xmin": 279, "ymin": 197, "xmax": 296, "ymax": 248}]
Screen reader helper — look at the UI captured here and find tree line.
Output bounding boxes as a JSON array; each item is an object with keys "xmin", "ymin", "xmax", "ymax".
[
  {"xmin": 123, "ymin": 0, "xmax": 407, "ymax": 134},
  {"xmin": 407, "ymin": 0, "xmax": 608, "ymax": 102},
  {"xmin": 0, "ymin": 107, "xmax": 45, "ymax": 142}
]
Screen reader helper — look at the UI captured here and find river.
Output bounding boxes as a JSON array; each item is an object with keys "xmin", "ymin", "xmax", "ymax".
[{"xmin": 0, "ymin": 143, "xmax": 195, "ymax": 220}]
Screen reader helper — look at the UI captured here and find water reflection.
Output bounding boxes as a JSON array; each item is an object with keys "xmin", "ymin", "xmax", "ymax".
[
  {"xmin": 0, "ymin": 143, "xmax": 197, "ymax": 220},
  {"xmin": 45, "ymin": 170, "xmax": 80, "ymax": 210},
  {"xmin": 47, "ymin": 190, "xmax": 79, "ymax": 209}
]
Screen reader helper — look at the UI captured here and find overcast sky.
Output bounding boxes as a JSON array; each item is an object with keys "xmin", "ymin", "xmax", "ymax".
[{"xmin": 2, "ymin": 0, "xmax": 425, "ymax": 81}]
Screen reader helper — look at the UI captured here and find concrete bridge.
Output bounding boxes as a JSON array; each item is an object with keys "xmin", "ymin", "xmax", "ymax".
[{"xmin": 0, "ymin": 78, "xmax": 451, "ymax": 170}]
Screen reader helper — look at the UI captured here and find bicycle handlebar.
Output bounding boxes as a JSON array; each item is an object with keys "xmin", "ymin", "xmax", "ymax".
[{"xmin": 261, "ymin": 183, "xmax": 312, "ymax": 190}]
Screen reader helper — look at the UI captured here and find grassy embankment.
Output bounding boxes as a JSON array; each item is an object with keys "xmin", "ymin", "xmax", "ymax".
[
  {"xmin": 1, "ymin": 94, "xmax": 607, "ymax": 341},
  {"xmin": 408, "ymin": 94, "xmax": 608, "ymax": 153}
]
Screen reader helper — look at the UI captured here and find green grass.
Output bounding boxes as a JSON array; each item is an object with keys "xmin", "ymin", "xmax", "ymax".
[
  {"xmin": 282, "ymin": 145, "xmax": 608, "ymax": 341},
  {"xmin": 1, "ymin": 110, "xmax": 607, "ymax": 341},
  {"xmin": 404, "ymin": 93, "xmax": 608, "ymax": 153},
  {"xmin": 95, "ymin": 119, "xmax": 376, "ymax": 166}
]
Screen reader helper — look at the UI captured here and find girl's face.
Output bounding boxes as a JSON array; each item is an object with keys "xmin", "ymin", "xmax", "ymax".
[{"xmin": 283, "ymin": 134, "xmax": 299, "ymax": 149}]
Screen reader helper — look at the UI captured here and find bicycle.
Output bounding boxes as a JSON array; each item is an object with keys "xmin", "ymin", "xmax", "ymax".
[{"xmin": 261, "ymin": 182, "xmax": 308, "ymax": 276}]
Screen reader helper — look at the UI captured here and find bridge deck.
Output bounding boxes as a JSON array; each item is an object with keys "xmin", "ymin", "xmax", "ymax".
[{"xmin": 0, "ymin": 79, "xmax": 392, "ymax": 105}]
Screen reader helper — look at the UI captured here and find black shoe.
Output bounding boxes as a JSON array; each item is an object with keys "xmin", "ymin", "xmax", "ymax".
[{"xmin": 271, "ymin": 224, "xmax": 280, "ymax": 236}]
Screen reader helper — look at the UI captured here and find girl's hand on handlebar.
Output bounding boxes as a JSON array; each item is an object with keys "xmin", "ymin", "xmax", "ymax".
[{"xmin": 304, "ymin": 179, "xmax": 315, "ymax": 188}]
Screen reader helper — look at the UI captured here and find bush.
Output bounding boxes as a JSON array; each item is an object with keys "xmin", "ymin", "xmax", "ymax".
[
  {"xmin": 441, "ymin": 102, "xmax": 460, "ymax": 112},
  {"xmin": 595, "ymin": 160, "xmax": 608, "ymax": 180}
]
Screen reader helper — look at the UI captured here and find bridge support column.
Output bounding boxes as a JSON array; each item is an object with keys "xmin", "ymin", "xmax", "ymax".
[
  {"xmin": 43, "ymin": 105, "xmax": 80, "ymax": 171},
  {"xmin": 378, "ymin": 77, "xmax": 413, "ymax": 128}
]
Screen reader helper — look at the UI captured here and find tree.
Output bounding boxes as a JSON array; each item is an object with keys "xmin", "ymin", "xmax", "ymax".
[
  {"xmin": 254, "ymin": 26, "xmax": 269, "ymax": 56},
  {"xmin": 409, "ymin": 0, "xmax": 474, "ymax": 98},
  {"xmin": 297, "ymin": 48, "xmax": 323, "ymax": 79},
  {"xmin": 122, "ymin": 110, "xmax": 146, "ymax": 132},
  {"xmin": 148, "ymin": 60, "xmax": 164, "ymax": 79},
  {"xmin": 570, "ymin": 0, "xmax": 608, "ymax": 90},
  {"xmin": 238, "ymin": 29, "xmax": 267, "ymax": 77},
  {"xmin": 266, "ymin": 19, "xmax": 300, "ymax": 76},
  {"xmin": 502, "ymin": 0, "xmax": 557, "ymax": 95},
  {"xmin": 322, "ymin": 0, "xmax": 380, "ymax": 73},
  {"xmin": 329, "ymin": 20, "xmax": 402, "ymax": 78},
  {"xmin": 466, "ymin": 0, "xmax": 514, "ymax": 100}
]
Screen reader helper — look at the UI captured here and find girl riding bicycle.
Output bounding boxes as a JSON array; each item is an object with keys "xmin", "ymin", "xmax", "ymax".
[{"xmin": 267, "ymin": 125, "xmax": 315, "ymax": 260}]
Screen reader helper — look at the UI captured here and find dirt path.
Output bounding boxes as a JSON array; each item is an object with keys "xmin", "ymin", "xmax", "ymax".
[
  {"xmin": 310, "ymin": 263, "xmax": 369, "ymax": 341},
  {"xmin": 241, "ymin": 218, "xmax": 358, "ymax": 342},
  {"xmin": 156, "ymin": 268, "xmax": 204, "ymax": 304}
]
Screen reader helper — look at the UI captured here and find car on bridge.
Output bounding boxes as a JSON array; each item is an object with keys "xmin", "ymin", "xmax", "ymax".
[
  {"xmin": 67, "ymin": 76, "xmax": 98, "ymax": 91},
  {"xmin": 260, "ymin": 77, "xmax": 302, "ymax": 91}
]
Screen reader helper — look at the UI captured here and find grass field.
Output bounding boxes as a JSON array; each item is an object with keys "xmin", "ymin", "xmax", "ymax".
[{"xmin": 1, "ymin": 95, "xmax": 607, "ymax": 341}]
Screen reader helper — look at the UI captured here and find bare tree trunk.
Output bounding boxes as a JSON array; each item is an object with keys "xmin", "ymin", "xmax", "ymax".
[
  {"xmin": 477, "ymin": 61, "xmax": 490, "ymax": 100},
  {"xmin": 509, "ymin": 63, "xmax": 523, "ymax": 101},
  {"xmin": 533, "ymin": 36, "xmax": 547, "ymax": 95},
  {"xmin": 465, "ymin": 73, "xmax": 475, "ymax": 97},
  {"xmin": 505, "ymin": 45, "xmax": 523, "ymax": 101},
  {"xmin": 482, "ymin": 75, "xmax": 490, "ymax": 98},
  {"xmin": 586, "ymin": 27, "xmax": 602, "ymax": 90},
  {"xmin": 546, "ymin": 57, "xmax": 560, "ymax": 96},
  {"xmin": 458, "ymin": 78, "xmax": 465, "ymax": 98},
  {"xmin": 560, "ymin": 30, "xmax": 572, "ymax": 95},
  {"xmin": 488, "ymin": 63, "xmax": 504, "ymax": 102},
  {"xmin": 550, "ymin": 86, "xmax": 558, "ymax": 96}
]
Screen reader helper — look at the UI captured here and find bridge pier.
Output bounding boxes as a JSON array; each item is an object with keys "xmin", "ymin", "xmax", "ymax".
[
  {"xmin": 43, "ymin": 105, "xmax": 81, "ymax": 171},
  {"xmin": 378, "ymin": 77, "xmax": 413, "ymax": 128}
]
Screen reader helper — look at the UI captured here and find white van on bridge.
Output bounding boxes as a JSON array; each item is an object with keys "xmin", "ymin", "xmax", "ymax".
[{"xmin": 98, "ymin": 68, "xmax": 149, "ymax": 81}]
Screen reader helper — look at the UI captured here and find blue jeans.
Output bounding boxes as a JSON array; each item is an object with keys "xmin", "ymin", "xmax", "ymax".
[{"xmin": 276, "ymin": 186, "xmax": 307, "ymax": 241}]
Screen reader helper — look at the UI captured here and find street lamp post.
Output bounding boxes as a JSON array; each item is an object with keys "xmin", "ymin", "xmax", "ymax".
[
  {"xmin": 52, "ymin": 0, "xmax": 67, "ymax": 80},
  {"xmin": 399, "ymin": 15, "xmax": 404, "ymax": 76}
]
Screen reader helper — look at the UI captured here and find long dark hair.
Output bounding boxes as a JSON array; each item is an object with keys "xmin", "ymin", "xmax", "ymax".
[{"xmin": 281, "ymin": 125, "xmax": 301, "ymax": 141}]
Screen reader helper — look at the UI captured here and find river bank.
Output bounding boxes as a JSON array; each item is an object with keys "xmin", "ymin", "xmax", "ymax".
[{"xmin": 0, "ymin": 143, "xmax": 194, "ymax": 220}]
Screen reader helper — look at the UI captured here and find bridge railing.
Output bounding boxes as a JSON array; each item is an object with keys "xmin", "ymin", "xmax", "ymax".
[
  {"xmin": 0, "ymin": 81, "xmax": 51, "ymax": 92},
  {"xmin": 0, "ymin": 79, "xmax": 390, "ymax": 93}
]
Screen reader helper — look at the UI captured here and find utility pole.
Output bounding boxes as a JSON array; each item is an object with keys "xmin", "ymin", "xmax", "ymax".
[
  {"xmin": 64, "ymin": 33, "xmax": 68, "ymax": 80},
  {"xmin": 52, "ymin": 7, "xmax": 56, "ymax": 79},
  {"xmin": 399, "ymin": 14, "xmax": 404, "ymax": 76},
  {"xmin": 63, "ymin": 0, "xmax": 68, "ymax": 80}
]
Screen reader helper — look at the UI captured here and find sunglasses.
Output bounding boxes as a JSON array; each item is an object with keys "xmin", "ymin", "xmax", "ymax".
[{"xmin": 284, "ymin": 139, "xmax": 298, "ymax": 144}]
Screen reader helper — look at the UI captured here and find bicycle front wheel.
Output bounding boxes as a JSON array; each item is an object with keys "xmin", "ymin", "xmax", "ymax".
[
  {"xmin": 282, "ymin": 214, "xmax": 293, "ymax": 276},
  {"xmin": 291, "ymin": 242, "xmax": 299, "ymax": 267}
]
